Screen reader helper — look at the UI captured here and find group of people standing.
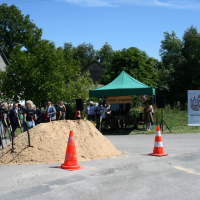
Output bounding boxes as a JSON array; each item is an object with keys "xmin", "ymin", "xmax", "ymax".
[
  {"xmin": 86, "ymin": 101, "xmax": 108, "ymax": 127},
  {"xmin": 2, "ymin": 100, "xmax": 67, "ymax": 137},
  {"xmin": 1, "ymin": 98, "xmax": 155, "ymax": 137},
  {"xmin": 86, "ymin": 100, "xmax": 155, "ymax": 132}
]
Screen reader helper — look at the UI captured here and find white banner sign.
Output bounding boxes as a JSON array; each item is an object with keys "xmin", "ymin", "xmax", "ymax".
[{"xmin": 188, "ymin": 90, "xmax": 200, "ymax": 126}]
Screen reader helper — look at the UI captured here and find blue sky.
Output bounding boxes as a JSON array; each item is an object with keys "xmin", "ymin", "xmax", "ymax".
[{"xmin": 3, "ymin": 0, "xmax": 200, "ymax": 60}]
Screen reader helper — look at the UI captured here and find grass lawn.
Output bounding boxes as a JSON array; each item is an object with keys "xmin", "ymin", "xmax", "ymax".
[{"xmin": 101, "ymin": 109, "xmax": 200, "ymax": 135}]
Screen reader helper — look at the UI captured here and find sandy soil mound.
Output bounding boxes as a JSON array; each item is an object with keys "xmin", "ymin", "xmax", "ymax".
[{"xmin": 0, "ymin": 120, "xmax": 121, "ymax": 165}]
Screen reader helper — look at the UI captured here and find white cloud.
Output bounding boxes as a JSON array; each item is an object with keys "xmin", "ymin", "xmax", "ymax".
[
  {"xmin": 61, "ymin": 0, "xmax": 200, "ymax": 9},
  {"xmin": 62, "ymin": 0, "xmax": 116, "ymax": 7},
  {"xmin": 153, "ymin": 0, "xmax": 200, "ymax": 9}
]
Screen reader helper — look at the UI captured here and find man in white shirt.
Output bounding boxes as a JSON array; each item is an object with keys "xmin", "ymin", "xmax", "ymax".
[{"xmin": 87, "ymin": 101, "xmax": 96, "ymax": 121}]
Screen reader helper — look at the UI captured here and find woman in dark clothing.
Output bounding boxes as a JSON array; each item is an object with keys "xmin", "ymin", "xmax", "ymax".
[
  {"xmin": 58, "ymin": 102, "xmax": 65, "ymax": 120},
  {"xmin": 23, "ymin": 100, "xmax": 37, "ymax": 132}
]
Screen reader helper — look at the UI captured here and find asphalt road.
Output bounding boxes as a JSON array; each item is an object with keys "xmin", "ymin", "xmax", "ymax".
[{"xmin": 1, "ymin": 133, "xmax": 200, "ymax": 200}]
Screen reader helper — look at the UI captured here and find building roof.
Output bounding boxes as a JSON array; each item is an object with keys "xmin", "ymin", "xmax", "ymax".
[{"xmin": 81, "ymin": 60, "xmax": 105, "ymax": 72}]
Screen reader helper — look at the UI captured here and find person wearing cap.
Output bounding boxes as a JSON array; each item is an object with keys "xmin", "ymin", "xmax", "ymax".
[{"xmin": 87, "ymin": 101, "xmax": 96, "ymax": 121}]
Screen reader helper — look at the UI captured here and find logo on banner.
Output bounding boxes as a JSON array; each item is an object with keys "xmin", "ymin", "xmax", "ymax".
[
  {"xmin": 141, "ymin": 95, "xmax": 148, "ymax": 102},
  {"xmin": 190, "ymin": 95, "xmax": 200, "ymax": 111}
]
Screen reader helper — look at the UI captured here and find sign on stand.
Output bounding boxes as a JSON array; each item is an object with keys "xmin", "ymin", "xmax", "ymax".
[
  {"xmin": 141, "ymin": 95, "xmax": 148, "ymax": 102},
  {"xmin": 188, "ymin": 90, "xmax": 200, "ymax": 126},
  {"xmin": 106, "ymin": 96, "xmax": 132, "ymax": 104}
]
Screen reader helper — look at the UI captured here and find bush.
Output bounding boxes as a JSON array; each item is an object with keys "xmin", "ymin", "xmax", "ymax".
[
  {"xmin": 155, "ymin": 107, "xmax": 162, "ymax": 125},
  {"xmin": 65, "ymin": 104, "xmax": 76, "ymax": 120},
  {"xmin": 129, "ymin": 108, "xmax": 139, "ymax": 125}
]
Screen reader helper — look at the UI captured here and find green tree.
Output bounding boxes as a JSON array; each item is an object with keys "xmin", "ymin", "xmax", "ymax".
[
  {"xmin": 159, "ymin": 31, "xmax": 183, "ymax": 69},
  {"xmin": 64, "ymin": 72, "xmax": 96, "ymax": 119},
  {"xmin": 159, "ymin": 31, "xmax": 184, "ymax": 103},
  {"xmin": 1, "ymin": 39, "xmax": 77, "ymax": 106},
  {"xmin": 65, "ymin": 71, "xmax": 94, "ymax": 102},
  {"xmin": 97, "ymin": 42, "xmax": 114, "ymax": 68},
  {"xmin": 0, "ymin": 3, "xmax": 42, "ymax": 60},
  {"xmin": 159, "ymin": 26, "xmax": 200, "ymax": 104},
  {"xmin": 72, "ymin": 42, "xmax": 97, "ymax": 68},
  {"xmin": 101, "ymin": 47, "xmax": 158, "ymax": 88},
  {"xmin": 177, "ymin": 26, "xmax": 200, "ymax": 102}
]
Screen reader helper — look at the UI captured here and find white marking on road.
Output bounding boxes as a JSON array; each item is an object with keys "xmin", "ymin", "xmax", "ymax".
[{"xmin": 174, "ymin": 166, "xmax": 200, "ymax": 176}]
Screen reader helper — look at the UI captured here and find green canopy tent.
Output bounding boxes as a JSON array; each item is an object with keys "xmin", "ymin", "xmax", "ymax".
[{"xmin": 89, "ymin": 71, "xmax": 155, "ymax": 97}]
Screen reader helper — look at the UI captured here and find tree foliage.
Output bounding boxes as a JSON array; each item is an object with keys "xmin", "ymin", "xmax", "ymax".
[
  {"xmin": 101, "ymin": 47, "xmax": 158, "ymax": 88},
  {"xmin": 159, "ymin": 31, "xmax": 183, "ymax": 69},
  {"xmin": 1, "ymin": 38, "xmax": 81, "ymax": 106},
  {"xmin": 65, "ymin": 71, "xmax": 95, "ymax": 103},
  {"xmin": 159, "ymin": 25, "xmax": 200, "ymax": 104},
  {"xmin": 97, "ymin": 42, "xmax": 114, "ymax": 68},
  {"xmin": 0, "ymin": 3, "xmax": 42, "ymax": 60},
  {"xmin": 72, "ymin": 42, "xmax": 97, "ymax": 68}
]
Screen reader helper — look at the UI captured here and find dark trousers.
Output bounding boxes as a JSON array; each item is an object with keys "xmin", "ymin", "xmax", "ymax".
[
  {"xmin": 112, "ymin": 111, "xmax": 118, "ymax": 131},
  {"xmin": 11, "ymin": 121, "xmax": 18, "ymax": 136},
  {"xmin": 88, "ymin": 115, "xmax": 95, "ymax": 121},
  {"xmin": 35, "ymin": 120, "xmax": 40, "ymax": 125},
  {"xmin": 96, "ymin": 114, "xmax": 100, "ymax": 128}
]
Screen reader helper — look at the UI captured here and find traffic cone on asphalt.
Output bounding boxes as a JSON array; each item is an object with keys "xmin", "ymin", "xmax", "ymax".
[
  {"xmin": 61, "ymin": 130, "xmax": 83, "ymax": 171},
  {"xmin": 149, "ymin": 126, "xmax": 168, "ymax": 156}
]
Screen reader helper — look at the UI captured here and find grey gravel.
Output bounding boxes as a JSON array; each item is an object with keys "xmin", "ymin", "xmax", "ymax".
[{"xmin": 0, "ymin": 133, "xmax": 200, "ymax": 200}]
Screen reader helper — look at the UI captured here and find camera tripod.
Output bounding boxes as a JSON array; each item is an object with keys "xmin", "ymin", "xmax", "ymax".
[
  {"xmin": 0, "ymin": 121, "xmax": 10, "ymax": 149},
  {"xmin": 160, "ymin": 112, "xmax": 171, "ymax": 133}
]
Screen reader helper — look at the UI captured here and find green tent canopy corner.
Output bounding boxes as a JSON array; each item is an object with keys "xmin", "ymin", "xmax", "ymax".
[{"xmin": 89, "ymin": 71, "xmax": 155, "ymax": 97}]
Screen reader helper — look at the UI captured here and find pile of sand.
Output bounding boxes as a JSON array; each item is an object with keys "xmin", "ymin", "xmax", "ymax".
[{"xmin": 0, "ymin": 120, "xmax": 121, "ymax": 165}]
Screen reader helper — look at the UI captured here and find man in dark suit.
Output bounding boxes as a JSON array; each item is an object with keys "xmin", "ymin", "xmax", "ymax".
[
  {"xmin": 8, "ymin": 103, "xmax": 18, "ymax": 137},
  {"xmin": 33, "ymin": 105, "xmax": 42, "ymax": 125}
]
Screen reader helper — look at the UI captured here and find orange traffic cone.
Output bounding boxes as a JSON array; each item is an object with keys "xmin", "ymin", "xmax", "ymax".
[
  {"xmin": 61, "ymin": 130, "xmax": 83, "ymax": 171},
  {"xmin": 149, "ymin": 126, "xmax": 168, "ymax": 156}
]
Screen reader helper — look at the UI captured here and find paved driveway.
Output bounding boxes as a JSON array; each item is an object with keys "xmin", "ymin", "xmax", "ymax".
[{"xmin": 1, "ymin": 133, "xmax": 200, "ymax": 200}]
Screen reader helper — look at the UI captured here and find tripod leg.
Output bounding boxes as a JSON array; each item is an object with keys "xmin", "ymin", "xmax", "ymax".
[
  {"xmin": 160, "ymin": 120, "xmax": 163, "ymax": 132},
  {"xmin": 2, "ymin": 125, "xmax": 7, "ymax": 145},
  {"xmin": 0, "ymin": 128, "xmax": 3, "ymax": 149},
  {"xmin": 99, "ymin": 121, "xmax": 102, "ymax": 132},
  {"xmin": 25, "ymin": 122, "xmax": 32, "ymax": 147},
  {"xmin": 163, "ymin": 120, "xmax": 172, "ymax": 133},
  {"xmin": 9, "ymin": 125, "xmax": 14, "ymax": 151},
  {"xmin": 7, "ymin": 126, "xmax": 12, "ymax": 141}
]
